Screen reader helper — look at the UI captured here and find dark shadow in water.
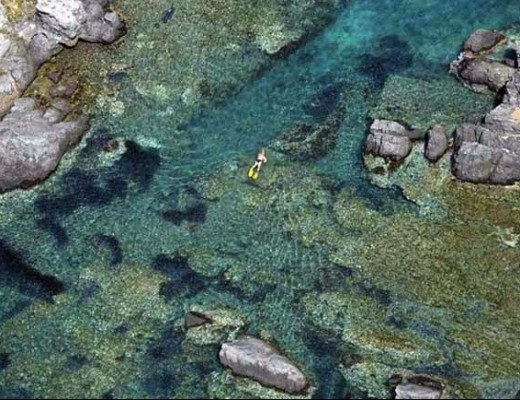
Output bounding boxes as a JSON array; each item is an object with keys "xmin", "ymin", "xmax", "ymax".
[
  {"xmin": 152, "ymin": 254, "xmax": 207, "ymax": 301},
  {"xmin": 35, "ymin": 140, "xmax": 160, "ymax": 245},
  {"xmin": 161, "ymin": 203, "xmax": 207, "ymax": 225},
  {"xmin": 0, "ymin": 240, "xmax": 64, "ymax": 303},
  {"xmin": 0, "ymin": 353, "xmax": 10, "ymax": 370},
  {"xmin": 357, "ymin": 34, "xmax": 413, "ymax": 87},
  {"xmin": 302, "ymin": 326, "xmax": 350, "ymax": 399},
  {"xmin": 64, "ymin": 355, "xmax": 89, "ymax": 373},
  {"xmin": 90, "ymin": 234, "xmax": 123, "ymax": 266},
  {"xmin": 303, "ymin": 79, "xmax": 348, "ymax": 121},
  {"xmin": 140, "ymin": 326, "xmax": 183, "ymax": 398},
  {"xmin": 0, "ymin": 300, "xmax": 31, "ymax": 324},
  {"xmin": 355, "ymin": 280, "xmax": 393, "ymax": 307},
  {"xmin": 101, "ymin": 390, "xmax": 115, "ymax": 400},
  {"xmin": 0, "ymin": 388, "xmax": 32, "ymax": 399},
  {"xmin": 76, "ymin": 281, "xmax": 100, "ymax": 306},
  {"xmin": 35, "ymin": 217, "xmax": 69, "ymax": 247}
]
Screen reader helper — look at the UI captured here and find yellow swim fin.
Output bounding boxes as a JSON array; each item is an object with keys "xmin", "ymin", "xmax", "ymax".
[
  {"xmin": 248, "ymin": 167, "xmax": 255, "ymax": 178},
  {"xmin": 252, "ymin": 171, "xmax": 259, "ymax": 180}
]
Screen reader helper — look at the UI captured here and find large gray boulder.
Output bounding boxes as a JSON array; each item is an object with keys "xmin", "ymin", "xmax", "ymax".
[
  {"xmin": 456, "ymin": 58, "xmax": 515, "ymax": 92},
  {"xmin": 453, "ymin": 123, "xmax": 478, "ymax": 149},
  {"xmin": 484, "ymin": 104, "xmax": 520, "ymax": 136},
  {"xmin": 424, "ymin": 125, "xmax": 448, "ymax": 162},
  {"xmin": 370, "ymin": 119, "xmax": 408, "ymax": 136},
  {"xmin": 463, "ymin": 29, "xmax": 506, "ymax": 54},
  {"xmin": 35, "ymin": 0, "xmax": 124, "ymax": 45},
  {"xmin": 0, "ymin": 97, "xmax": 89, "ymax": 191},
  {"xmin": 452, "ymin": 142, "xmax": 520, "ymax": 184},
  {"xmin": 365, "ymin": 132, "xmax": 412, "ymax": 161},
  {"xmin": 365, "ymin": 120, "xmax": 415, "ymax": 161},
  {"xmin": 219, "ymin": 336, "xmax": 308, "ymax": 394},
  {"xmin": 395, "ymin": 383, "xmax": 442, "ymax": 399}
]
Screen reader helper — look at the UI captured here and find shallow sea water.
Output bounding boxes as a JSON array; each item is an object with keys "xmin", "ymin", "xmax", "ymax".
[{"xmin": 1, "ymin": 0, "xmax": 520, "ymax": 398}]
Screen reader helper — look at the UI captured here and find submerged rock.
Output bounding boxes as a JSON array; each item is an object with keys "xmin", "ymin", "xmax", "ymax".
[
  {"xmin": 184, "ymin": 307, "xmax": 245, "ymax": 346},
  {"xmin": 271, "ymin": 123, "xmax": 331, "ymax": 160},
  {"xmin": 463, "ymin": 29, "xmax": 506, "ymax": 54},
  {"xmin": 452, "ymin": 142, "xmax": 520, "ymax": 184},
  {"xmin": 219, "ymin": 336, "xmax": 308, "ymax": 394},
  {"xmin": 185, "ymin": 311, "xmax": 213, "ymax": 329},
  {"xmin": 0, "ymin": 97, "xmax": 89, "ymax": 191},
  {"xmin": 271, "ymin": 92, "xmax": 345, "ymax": 160}
]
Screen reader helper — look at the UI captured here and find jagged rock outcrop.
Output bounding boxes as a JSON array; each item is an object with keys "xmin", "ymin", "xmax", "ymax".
[
  {"xmin": 219, "ymin": 336, "xmax": 308, "ymax": 394},
  {"xmin": 0, "ymin": 0, "xmax": 124, "ymax": 116},
  {"xmin": 0, "ymin": 97, "xmax": 89, "ymax": 192},
  {"xmin": 0, "ymin": 0, "xmax": 124, "ymax": 192},
  {"xmin": 452, "ymin": 65, "xmax": 520, "ymax": 184}
]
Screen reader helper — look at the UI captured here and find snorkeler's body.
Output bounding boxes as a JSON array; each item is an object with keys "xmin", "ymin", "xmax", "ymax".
[{"xmin": 248, "ymin": 149, "xmax": 267, "ymax": 180}]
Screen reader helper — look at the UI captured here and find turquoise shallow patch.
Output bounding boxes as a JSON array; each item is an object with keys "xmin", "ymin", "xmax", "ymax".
[{"xmin": 1, "ymin": 0, "xmax": 520, "ymax": 398}]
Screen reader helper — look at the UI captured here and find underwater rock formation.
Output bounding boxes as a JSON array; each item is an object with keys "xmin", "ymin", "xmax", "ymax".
[
  {"xmin": 219, "ymin": 336, "xmax": 308, "ymax": 394},
  {"xmin": 271, "ymin": 98, "xmax": 345, "ymax": 160},
  {"xmin": 0, "ymin": 97, "xmax": 89, "ymax": 192}
]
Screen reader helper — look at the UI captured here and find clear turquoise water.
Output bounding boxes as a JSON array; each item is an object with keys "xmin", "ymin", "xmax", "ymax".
[{"xmin": 1, "ymin": 0, "xmax": 520, "ymax": 398}]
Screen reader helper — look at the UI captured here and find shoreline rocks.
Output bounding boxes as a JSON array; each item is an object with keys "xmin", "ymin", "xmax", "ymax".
[
  {"xmin": 367, "ymin": 28, "xmax": 520, "ymax": 185},
  {"xmin": 0, "ymin": 0, "xmax": 125, "ymax": 192},
  {"xmin": 0, "ymin": 97, "xmax": 89, "ymax": 192},
  {"xmin": 219, "ymin": 336, "xmax": 308, "ymax": 394}
]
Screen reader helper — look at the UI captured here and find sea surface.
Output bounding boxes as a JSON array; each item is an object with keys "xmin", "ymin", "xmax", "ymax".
[{"xmin": 1, "ymin": 0, "xmax": 520, "ymax": 398}]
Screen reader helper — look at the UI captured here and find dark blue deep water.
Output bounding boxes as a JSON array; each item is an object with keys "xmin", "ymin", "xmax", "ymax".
[{"xmin": 1, "ymin": 0, "xmax": 520, "ymax": 398}]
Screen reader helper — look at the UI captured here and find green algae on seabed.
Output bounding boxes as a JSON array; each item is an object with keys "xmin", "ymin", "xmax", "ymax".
[
  {"xmin": 193, "ymin": 147, "xmax": 520, "ymax": 396},
  {"xmin": 370, "ymin": 74, "xmax": 495, "ymax": 132},
  {"xmin": 0, "ymin": 262, "xmax": 173, "ymax": 398},
  {"xmin": 73, "ymin": 0, "xmax": 348, "ymax": 121}
]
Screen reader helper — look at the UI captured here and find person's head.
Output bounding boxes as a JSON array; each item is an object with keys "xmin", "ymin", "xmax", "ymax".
[{"xmin": 259, "ymin": 148, "xmax": 265, "ymax": 155}]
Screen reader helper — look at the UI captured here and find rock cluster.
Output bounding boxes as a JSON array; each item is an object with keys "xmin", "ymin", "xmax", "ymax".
[
  {"xmin": 0, "ymin": 0, "xmax": 124, "ymax": 192},
  {"xmin": 450, "ymin": 29, "xmax": 513, "ymax": 92},
  {"xmin": 364, "ymin": 119, "xmax": 443, "ymax": 162},
  {"xmin": 451, "ymin": 31, "xmax": 520, "ymax": 184},
  {"xmin": 366, "ymin": 29, "xmax": 520, "ymax": 185}
]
